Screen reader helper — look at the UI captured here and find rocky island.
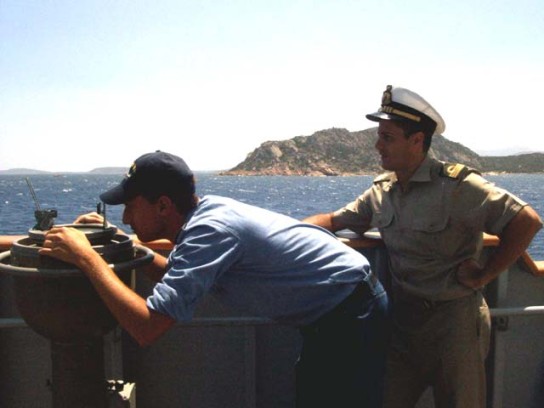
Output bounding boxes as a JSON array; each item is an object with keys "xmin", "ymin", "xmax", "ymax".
[{"xmin": 221, "ymin": 128, "xmax": 543, "ymax": 176}]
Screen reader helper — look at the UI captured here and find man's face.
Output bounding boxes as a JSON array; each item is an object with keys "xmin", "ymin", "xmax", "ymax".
[
  {"xmin": 122, "ymin": 195, "xmax": 164, "ymax": 242},
  {"xmin": 374, "ymin": 120, "xmax": 421, "ymax": 171}
]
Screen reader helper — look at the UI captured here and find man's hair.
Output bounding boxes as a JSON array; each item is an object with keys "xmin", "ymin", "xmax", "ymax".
[
  {"xmin": 395, "ymin": 118, "xmax": 437, "ymax": 153},
  {"xmin": 140, "ymin": 176, "xmax": 198, "ymax": 214}
]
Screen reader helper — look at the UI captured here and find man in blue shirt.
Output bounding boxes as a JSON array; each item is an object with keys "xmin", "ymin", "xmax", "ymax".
[{"xmin": 39, "ymin": 151, "xmax": 390, "ymax": 408}]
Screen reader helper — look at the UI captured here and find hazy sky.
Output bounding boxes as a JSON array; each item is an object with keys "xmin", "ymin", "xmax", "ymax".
[{"xmin": 1, "ymin": 0, "xmax": 543, "ymax": 172}]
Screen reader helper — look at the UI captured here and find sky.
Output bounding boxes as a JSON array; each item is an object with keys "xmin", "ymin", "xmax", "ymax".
[{"xmin": 1, "ymin": 0, "xmax": 543, "ymax": 172}]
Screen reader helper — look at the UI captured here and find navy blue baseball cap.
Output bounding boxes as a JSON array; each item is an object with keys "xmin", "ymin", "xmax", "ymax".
[{"xmin": 100, "ymin": 151, "xmax": 195, "ymax": 205}]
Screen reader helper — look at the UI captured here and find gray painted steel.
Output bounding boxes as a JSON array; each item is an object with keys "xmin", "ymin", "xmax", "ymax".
[{"xmin": 1, "ymin": 245, "xmax": 543, "ymax": 408}]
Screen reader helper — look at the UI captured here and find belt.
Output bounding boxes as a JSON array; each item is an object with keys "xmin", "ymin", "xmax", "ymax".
[
  {"xmin": 392, "ymin": 293, "xmax": 476, "ymax": 328},
  {"xmin": 394, "ymin": 293, "xmax": 456, "ymax": 311},
  {"xmin": 337, "ymin": 273, "xmax": 381, "ymax": 313}
]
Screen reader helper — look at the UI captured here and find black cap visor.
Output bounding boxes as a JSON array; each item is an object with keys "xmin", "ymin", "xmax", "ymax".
[
  {"xmin": 99, "ymin": 178, "xmax": 138, "ymax": 205},
  {"xmin": 366, "ymin": 111, "xmax": 414, "ymax": 124}
]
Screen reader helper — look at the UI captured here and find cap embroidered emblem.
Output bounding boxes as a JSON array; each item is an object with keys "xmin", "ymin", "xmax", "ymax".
[
  {"xmin": 382, "ymin": 85, "xmax": 393, "ymax": 106},
  {"xmin": 127, "ymin": 163, "xmax": 137, "ymax": 178}
]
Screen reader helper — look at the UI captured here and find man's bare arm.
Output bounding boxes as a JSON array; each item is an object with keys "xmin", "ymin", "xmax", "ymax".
[
  {"xmin": 303, "ymin": 212, "xmax": 345, "ymax": 232},
  {"xmin": 39, "ymin": 226, "xmax": 175, "ymax": 346},
  {"xmin": 139, "ymin": 252, "xmax": 168, "ymax": 282},
  {"xmin": 457, "ymin": 205, "xmax": 543, "ymax": 288}
]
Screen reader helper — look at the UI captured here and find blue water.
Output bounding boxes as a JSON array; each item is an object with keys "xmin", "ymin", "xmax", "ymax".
[{"xmin": 1, "ymin": 173, "xmax": 543, "ymax": 259}]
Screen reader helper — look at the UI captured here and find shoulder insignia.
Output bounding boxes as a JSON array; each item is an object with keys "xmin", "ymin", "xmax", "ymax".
[{"xmin": 440, "ymin": 163, "xmax": 480, "ymax": 179}]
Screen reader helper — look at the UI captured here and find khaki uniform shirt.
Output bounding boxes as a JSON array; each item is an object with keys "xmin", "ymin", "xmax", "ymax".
[{"xmin": 333, "ymin": 156, "xmax": 526, "ymax": 300}]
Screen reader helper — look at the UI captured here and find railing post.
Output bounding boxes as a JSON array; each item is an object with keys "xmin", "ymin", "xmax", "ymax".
[
  {"xmin": 243, "ymin": 326, "xmax": 257, "ymax": 408},
  {"xmin": 491, "ymin": 269, "xmax": 509, "ymax": 408}
]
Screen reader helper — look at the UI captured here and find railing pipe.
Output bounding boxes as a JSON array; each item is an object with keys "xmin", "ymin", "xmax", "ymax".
[{"xmin": 3, "ymin": 307, "xmax": 544, "ymax": 330}]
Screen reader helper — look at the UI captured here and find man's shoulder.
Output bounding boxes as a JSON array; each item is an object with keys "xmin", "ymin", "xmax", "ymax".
[{"xmin": 437, "ymin": 161, "xmax": 481, "ymax": 180}]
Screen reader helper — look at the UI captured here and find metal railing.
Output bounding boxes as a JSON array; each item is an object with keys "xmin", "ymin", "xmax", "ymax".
[{"xmin": 3, "ymin": 306, "xmax": 544, "ymax": 330}]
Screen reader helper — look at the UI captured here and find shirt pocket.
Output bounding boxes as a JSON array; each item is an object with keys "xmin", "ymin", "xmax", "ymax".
[
  {"xmin": 409, "ymin": 182, "xmax": 451, "ymax": 234},
  {"xmin": 370, "ymin": 206, "xmax": 394, "ymax": 229},
  {"xmin": 411, "ymin": 206, "xmax": 449, "ymax": 233},
  {"xmin": 408, "ymin": 202, "xmax": 455, "ymax": 257}
]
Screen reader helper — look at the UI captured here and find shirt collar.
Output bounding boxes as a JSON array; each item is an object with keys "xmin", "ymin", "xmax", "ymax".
[
  {"xmin": 375, "ymin": 156, "xmax": 436, "ymax": 189},
  {"xmin": 174, "ymin": 196, "xmax": 202, "ymax": 243},
  {"xmin": 408, "ymin": 155, "xmax": 434, "ymax": 183}
]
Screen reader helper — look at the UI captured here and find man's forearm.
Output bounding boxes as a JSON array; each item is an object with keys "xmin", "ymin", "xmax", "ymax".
[
  {"xmin": 303, "ymin": 212, "xmax": 338, "ymax": 231},
  {"xmin": 459, "ymin": 206, "xmax": 543, "ymax": 288},
  {"xmin": 139, "ymin": 252, "xmax": 168, "ymax": 282},
  {"xmin": 483, "ymin": 206, "xmax": 542, "ymax": 283},
  {"xmin": 77, "ymin": 251, "xmax": 175, "ymax": 346}
]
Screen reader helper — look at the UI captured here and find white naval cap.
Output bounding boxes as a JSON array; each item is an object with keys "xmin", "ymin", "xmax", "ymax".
[{"xmin": 366, "ymin": 85, "xmax": 446, "ymax": 135}]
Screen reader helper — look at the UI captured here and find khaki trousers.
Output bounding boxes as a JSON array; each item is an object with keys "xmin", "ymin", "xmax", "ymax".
[{"xmin": 383, "ymin": 291, "xmax": 491, "ymax": 408}]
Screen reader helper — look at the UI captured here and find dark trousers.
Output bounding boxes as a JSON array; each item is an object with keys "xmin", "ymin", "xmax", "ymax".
[{"xmin": 296, "ymin": 281, "xmax": 391, "ymax": 408}]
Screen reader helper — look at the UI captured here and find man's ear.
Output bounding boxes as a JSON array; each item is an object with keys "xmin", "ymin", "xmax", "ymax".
[
  {"xmin": 157, "ymin": 196, "xmax": 172, "ymax": 214},
  {"xmin": 410, "ymin": 131, "xmax": 425, "ymax": 148}
]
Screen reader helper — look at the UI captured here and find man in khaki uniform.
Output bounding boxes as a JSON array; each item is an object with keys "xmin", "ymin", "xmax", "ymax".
[{"xmin": 304, "ymin": 85, "xmax": 543, "ymax": 408}]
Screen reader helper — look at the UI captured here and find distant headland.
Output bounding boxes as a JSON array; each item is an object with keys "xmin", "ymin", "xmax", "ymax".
[
  {"xmin": 1, "ymin": 127, "xmax": 543, "ymax": 176},
  {"xmin": 0, "ymin": 167, "xmax": 129, "ymax": 175}
]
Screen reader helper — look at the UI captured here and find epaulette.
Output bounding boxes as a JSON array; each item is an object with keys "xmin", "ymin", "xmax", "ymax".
[{"xmin": 440, "ymin": 162, "xmax": 480, "ymax": 180}]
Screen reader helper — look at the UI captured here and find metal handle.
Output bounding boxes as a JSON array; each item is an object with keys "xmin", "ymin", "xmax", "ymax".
[{"xmin": 0, "ymin": 245, "xmax": 155, "ymax": 278}]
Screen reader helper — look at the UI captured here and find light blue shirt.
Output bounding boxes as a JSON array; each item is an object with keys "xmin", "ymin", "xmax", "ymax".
[{"xmin": 147, "ymin": 195, "xmax": 375, "ymax": 325}]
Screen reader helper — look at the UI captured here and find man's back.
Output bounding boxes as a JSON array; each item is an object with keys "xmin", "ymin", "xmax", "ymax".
[{"xmin": 148, "ymin": 195, "xmax": 375, "ymax": 325}]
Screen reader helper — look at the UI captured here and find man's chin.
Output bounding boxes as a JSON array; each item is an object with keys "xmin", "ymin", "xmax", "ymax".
[
  {"xmin": 135, "ymin": 234, "xmax": 151, "ymax": 243},
  {"xmin": 134, "ymin": 233, "xmax": 160, "ymax": 244},
  {"xmin": 132, "ymin": 231, "xmax": 146, "ymax": 242}
]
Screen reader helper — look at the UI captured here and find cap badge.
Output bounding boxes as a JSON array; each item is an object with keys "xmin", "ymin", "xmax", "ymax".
[
  {"xmin": 381, "ymin": 85, "xmax": 393, "ymax": 106},
  {"xmin": 378, "ymin": 85, "xmax": 421, "ymax": 123},
  {"xmin": 126, "ymin": 163, "xmax": 137, "ymax": 178}
]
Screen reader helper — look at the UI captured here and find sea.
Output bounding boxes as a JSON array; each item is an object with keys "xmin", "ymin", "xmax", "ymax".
[{"xmin": 1, "ymin": 172, "xmax": 543, "ymax": 260}]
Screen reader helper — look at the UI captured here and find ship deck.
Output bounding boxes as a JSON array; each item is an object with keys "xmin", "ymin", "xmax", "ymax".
[{"xmin": 1, "ymin": 233, "xmax": 543, "ymax": 408}]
